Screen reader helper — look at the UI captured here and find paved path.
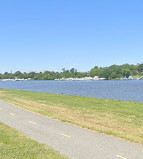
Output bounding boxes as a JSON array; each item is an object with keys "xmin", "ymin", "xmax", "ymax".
[{"xmin": 0, "ymin": 100, "xmax": 143, "ymax": 159}]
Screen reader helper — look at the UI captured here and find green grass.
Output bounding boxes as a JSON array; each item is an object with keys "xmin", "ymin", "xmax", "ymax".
[
  {"xmin": 0, "ymin": 88, "xmax": 143, "ymax": 144},
  {"xmin": 132, "ymin": 75, "xmax": 142, "ymax": 79},
  {"xmin": 0, "ymin": 122, "xmax": 67, "ymax": 159}
]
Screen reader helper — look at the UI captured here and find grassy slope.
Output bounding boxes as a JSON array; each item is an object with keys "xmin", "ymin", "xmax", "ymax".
[
  {"xmin": 0, "ymin": 122, "xmax": 67, "ymax": 159},
  {"xmin": 0, "ymin": 89, "xmax": 143, "ymax": 144}
]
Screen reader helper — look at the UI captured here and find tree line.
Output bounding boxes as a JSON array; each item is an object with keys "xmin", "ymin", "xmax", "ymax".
[{"xmin": 1, "ymin": 64, "xmax": 143, "ymax": 80}]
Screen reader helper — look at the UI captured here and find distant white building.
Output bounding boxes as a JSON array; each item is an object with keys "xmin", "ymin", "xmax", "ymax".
[
  {"xmin": 93, "ymin": 76, "xmax": 99, "ymax": 80},
  {"xmin": 55, "ymin": 76, "xmax": 106, "ymax": 81}
]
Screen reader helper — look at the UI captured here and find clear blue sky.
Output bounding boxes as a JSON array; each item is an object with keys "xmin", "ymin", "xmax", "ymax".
[{"xmin": 0, "ymin": 0, "xmax": 143, "ymax": 73}]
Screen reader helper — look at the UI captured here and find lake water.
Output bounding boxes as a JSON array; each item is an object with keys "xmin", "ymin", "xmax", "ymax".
[{"xmin": 0, "ymin": 80, "xmax": 143, "ymax": 103}]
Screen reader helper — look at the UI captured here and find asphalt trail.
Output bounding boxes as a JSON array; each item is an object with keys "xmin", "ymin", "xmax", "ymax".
[{"xmin": 0, "ymin": 100, "xmax": 143, "ymax": 159}]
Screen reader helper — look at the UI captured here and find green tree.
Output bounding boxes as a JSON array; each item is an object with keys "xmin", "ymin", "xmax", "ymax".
[
  {"xmin": 137, "ymin": 64, "xmax": 143, "ymax": 73},
  {"xmin": 121, "ymin": 69, "xmax": 131, "ymax": 78},
  {"xmin": 101, "ymin": 68, "xmax": 111, "ymax": 79},
  {"xmin": 61, "ymin": 68, "xmax": 65, "ymax": 72},
  {"xmin": 110, "ymin": 72, "xmax": 117, "ymax": 79},
  {"xmin": 90, "ymin": 69, "xmax": 102, "ymax": 77},
  {"xmin": 70, "ymin": 68, "xmax": 77, "ymax": 73}
]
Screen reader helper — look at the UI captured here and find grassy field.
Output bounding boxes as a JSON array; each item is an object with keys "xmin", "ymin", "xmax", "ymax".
[
  {"xmin": 0, "ymin": 88, "xmax": 143, "ymax": 144},
  {"xmin": 0, "ymin": 122, "xmax": 67, "ymax": 159},
  {"xmin": 132, "ymin": 75, "xmax": 142, "ymax": 79}
]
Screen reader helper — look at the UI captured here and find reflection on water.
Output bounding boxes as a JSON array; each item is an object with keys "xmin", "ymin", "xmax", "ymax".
[{"xmin": 0, "ymin": 80, "xmax": 143, "ymax": 103}]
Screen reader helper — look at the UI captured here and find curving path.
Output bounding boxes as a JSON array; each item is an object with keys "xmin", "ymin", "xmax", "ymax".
[{"xmin": 0, "ymin": 100, "xmax": 143, "ymax": 159}]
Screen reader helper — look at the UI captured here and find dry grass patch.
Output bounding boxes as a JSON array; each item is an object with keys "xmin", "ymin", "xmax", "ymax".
[{"xmin": 0, "ymin": 89, "xmax": 143, "ymax": 144}]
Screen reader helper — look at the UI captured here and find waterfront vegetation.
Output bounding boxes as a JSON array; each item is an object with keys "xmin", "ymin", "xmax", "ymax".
[
  {"xmin": 0, "ymin": 122, "xmax": 67, "ymax": 159},
  {"xmin": 1, "ymin": 63, "xmax": 143, "ymax": 80},
  {"xmin": 0, "ymin": 89, "xmax": 143, "ymax": 144}
]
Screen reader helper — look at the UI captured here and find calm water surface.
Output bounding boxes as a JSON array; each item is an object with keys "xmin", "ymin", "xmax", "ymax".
[{"xmin": 0, "ymin": 80, "xmax": 143, "ymax": 103}]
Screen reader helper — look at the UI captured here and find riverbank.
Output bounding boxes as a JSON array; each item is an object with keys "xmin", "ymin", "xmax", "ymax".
[
  {"xmin": 0, "ymin": 122, "xmax": 67, "ymax": 159},
  {"xmin": 0, "ymin": 88, "xmax": 143, "ymax": 144}
]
